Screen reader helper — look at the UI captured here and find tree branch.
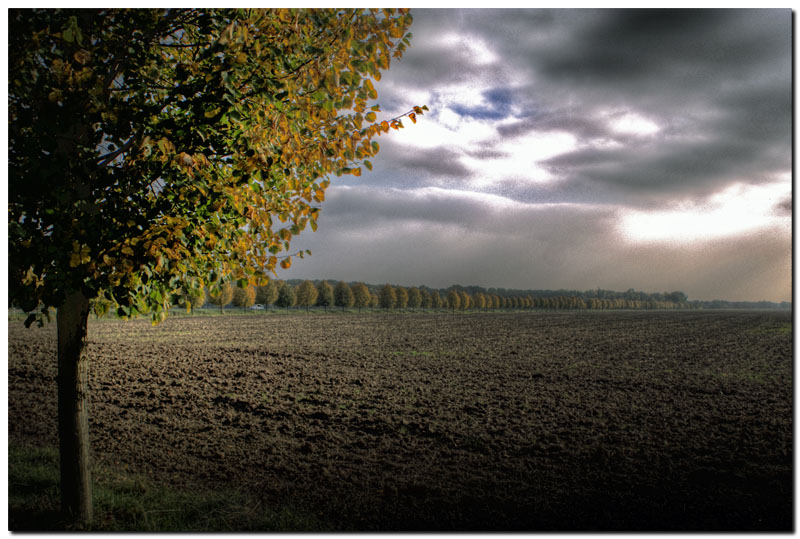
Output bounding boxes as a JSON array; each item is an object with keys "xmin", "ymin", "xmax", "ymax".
[{"xmin": 96, "ymin": 137, "xmax": 136, "ymax": 167}]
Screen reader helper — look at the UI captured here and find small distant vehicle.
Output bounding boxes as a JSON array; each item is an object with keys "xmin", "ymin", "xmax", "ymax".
[{"xmin": 250, "ymin": 304, "xmax": 266, "ymax": 310}]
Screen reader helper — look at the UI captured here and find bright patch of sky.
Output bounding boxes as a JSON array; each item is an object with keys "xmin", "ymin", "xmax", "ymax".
[
  {"xmin": 619, "ymin": 180, "xmax": 791, "ymax": 244},
  {"xmin": 607, "ymin": 110, "xmax": 661, "ymax": 137},
  {"xmin": 437, "ymin": 33, "xmax": 499, "ymax": 65}
]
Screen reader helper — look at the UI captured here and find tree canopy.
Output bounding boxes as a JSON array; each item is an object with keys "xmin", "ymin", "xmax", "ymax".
[
  {"xmin": 351, "ymin": 282, "xmax": 371, "ymax": 312},
  {"xmin": 379, "ymin": 283, "xmax": 396, "ymax": 309},
  {"xmin": 295, "ymin": 280, "xmax": 318, "ymax": 311},
  {"xmin": 315, "ymin": 280, "xmax": 334, "ymax": 310},
  {"xmin": 207, "ymin": 282, "xmax": 234, "ymax": 311},
  {"xmin": 407, "ymin": 287, "xmax": 421, "ymax": 310},
  {"xmin": 232, "ymin": 284, "xmax": 256, "ymax": 310},
  {"xmin": 275, "ymin": 281, "xmax": 296, "ymax": 309},
  {"xmin": 9, "ymin": 8, "xmax": 424, "ymax": 325},
  {"xmin": 255, "ymin": 280, "xmax": 278, "ymax": 306},
  {"xmin": 395, "ymin": 287, "xmax": 408, "ymax": 310},
  {"xmin": 333, "ymin": 280, "xmax": 354, "ymax": 310}
]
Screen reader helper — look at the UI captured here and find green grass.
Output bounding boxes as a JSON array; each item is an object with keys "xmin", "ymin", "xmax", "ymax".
[
  {"xmin": 747, "ymin": 321, "xmax": 792, "ymax": 335},
  {"xmin": 8, "ymin": 444, "xmax": 325, "ymax": 531}
]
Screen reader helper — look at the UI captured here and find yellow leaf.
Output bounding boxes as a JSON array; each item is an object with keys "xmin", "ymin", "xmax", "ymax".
[
  {"xmin": 73, "ymin": 49, "xmax": 91, "ymax": 65},
  {"xmin": 280, "ymin": 257, "xmax": 291, "ymax": 269},
  {"xmin": 351, "ymin": 167, "xmax": 361, "ymax": 177}
]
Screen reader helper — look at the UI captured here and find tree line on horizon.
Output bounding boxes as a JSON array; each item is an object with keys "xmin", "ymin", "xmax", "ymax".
[
  {"xmin": 22, "ymin": 279, "xmax": 790, "ymax": 318},
  {"xmin": 174, "ymin": 280, "xmax": 708, "ymax": 313}
]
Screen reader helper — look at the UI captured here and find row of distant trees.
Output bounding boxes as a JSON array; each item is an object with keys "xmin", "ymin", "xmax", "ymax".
[{"xmin": 176, "ymin": 280, "xmax": 700, "ymax": 313}]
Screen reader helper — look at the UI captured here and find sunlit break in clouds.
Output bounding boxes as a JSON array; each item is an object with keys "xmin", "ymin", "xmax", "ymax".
[
  {"xmin": 620, "ymin": 181, "xmax": 791, "ymax": 244},
  {"xmin": 285, "ymin": 8, "xmax": 792, "ymax": 303}
]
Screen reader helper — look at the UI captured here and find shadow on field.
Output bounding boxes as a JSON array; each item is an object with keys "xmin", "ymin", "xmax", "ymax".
[{"xmin": 8, "ymin": 444, "xmax": 325, "ymax": 532}]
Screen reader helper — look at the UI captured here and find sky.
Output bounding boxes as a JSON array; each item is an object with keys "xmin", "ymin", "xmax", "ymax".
[{"xmin": 282, "ymin": 8, "xmax": 792, "ymax": 303}]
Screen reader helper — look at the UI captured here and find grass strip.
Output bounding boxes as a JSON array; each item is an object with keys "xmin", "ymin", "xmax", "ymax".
[{"xmin": 9, "ymin": 444, "xmax": 324, "ymax": 531}]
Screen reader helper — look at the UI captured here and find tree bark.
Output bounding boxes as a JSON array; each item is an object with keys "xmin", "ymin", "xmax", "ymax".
[{"xmin": 57, "ymin": 290, "xmax": 93, "ymax": 525}]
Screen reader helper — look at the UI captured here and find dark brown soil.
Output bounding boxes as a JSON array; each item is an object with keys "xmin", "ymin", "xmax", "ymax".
[{"xmin": 8, "ymin": 310, "xmax": 793, "ymax": 531}]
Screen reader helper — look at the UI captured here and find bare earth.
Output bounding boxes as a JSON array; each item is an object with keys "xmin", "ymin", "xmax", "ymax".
[{"xmin": 8, "ymin": 310, "xmax": 793, "ymax": 530}]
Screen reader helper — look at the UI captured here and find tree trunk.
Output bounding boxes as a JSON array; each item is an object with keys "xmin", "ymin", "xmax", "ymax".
[{"xmin": 57, "ymin": 290, "xmax": 93, "ymax": 525}]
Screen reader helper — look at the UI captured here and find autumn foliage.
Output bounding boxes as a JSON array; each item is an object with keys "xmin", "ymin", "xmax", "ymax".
[
  {"xmin": 9, "ymin": 8, "xmax": 425, "ymax": 326},
  {"xmin": 232, "ymin": 284, "xmax": 256, "ymax": 310}
]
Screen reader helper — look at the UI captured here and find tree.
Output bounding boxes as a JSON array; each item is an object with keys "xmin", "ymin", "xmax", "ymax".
[
  {"xmin": 351, "ymin": 282, "xmax": 370, "ymax": 313},
  {"xmin": 459, "ymin": 291, "xmax": 470, "ymax": 311},
  {"xmin": 407, "ymin": 287, "xmax": 421, "ymax": 311},
  {"xmin": 379, "ymin": 283, "xmax": 396, "ymax": 310},
  {"xmin": 395, "ymin": 286, "xmax": 408, "ymax": 310},
  {"xmin": 256, "ymin": 281, "xmax": 278, "ymax": 308},
  {"xmin": 295, "ymin": 280, "xmax": 318, "ymax": 311},
  {"xmin": 275, "ymin": 282, "xmax": 296, "ymax": 310},
  {"xmin": 447, "ymin": 290, "xmax": 460, "ymax": 312},
  {"xmin": 370, "ymin": 292, "xmax": 379, "ymax": 309},
  {"xmin": 474, "ymin": 292, "xmax": 485, "ymax": 311},
  {"xmin": 333, "ymin": 280, "xmax": 354, "ymax": 311},
  {"xmin": 232, "ymin": 284, "xmax": 256, "ymax": 310},
  {"xmin": 419, "ymin": 289, "xmax": 431, "ymax": 309},
  {"xmin": 430, "ymin": 290, "xmax": 442, "ymax": 309},
  {"xmin": 179, "ymin": 283, "xmax": 205, "ymax": 313},
  {"xmin": 667, "ymin": 291, "xmax": 688, "ymax": 303},
  {"xmin": 9, "ymin": 8, "xmax": 422, "ymax": 522},
  {"xmin": 207, "ymin": 282, "xmax": 234, "ymax": 313},
  {"xmin": 315, "ymin": 281, "xmax": 334, "ymax": 311}
]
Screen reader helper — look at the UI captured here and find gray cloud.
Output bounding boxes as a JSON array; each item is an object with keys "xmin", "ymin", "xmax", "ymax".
[
  {"xmin": 283, "ymin": 185, "xmax": 791, "ymax": 302},
  {"xmin": 775, "ymin": 197, "xmax": 792, "ymax": 216},
  {"xmin": 387, "ymin": 146, "xmax": 471, "ymax": 179},
  {"xmin": 293, "ymin": 9, "xmax": 792, "ymax": 302},
  {"xmin": 402, "ymin": 9, "xmax": 791, "ymax": 206}
]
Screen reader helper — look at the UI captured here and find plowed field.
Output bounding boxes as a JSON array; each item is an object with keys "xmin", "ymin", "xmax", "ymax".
[{"xmin": 8, "ymin": 310, "xmax": 793, "ymax": 530}]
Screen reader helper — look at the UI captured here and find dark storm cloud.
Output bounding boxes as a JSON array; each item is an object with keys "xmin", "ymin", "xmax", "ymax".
[
  {"xmin": 536, "ymin": 10, "xmax": 743, "ymax": 84},
  {"xmin": 528, "ymin": 9, "xmax": 790, "ymax": 98},
  {"xmin": 542, "ymin": 134, "xmax": 787, "ymax": 202},
  {"xmin": 435, "ymin": 8, "xmax": 791, "ymax": 206},
  {"xmin": 380, "ymin": 9, "xmax": 790, "ymax": 207}
]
